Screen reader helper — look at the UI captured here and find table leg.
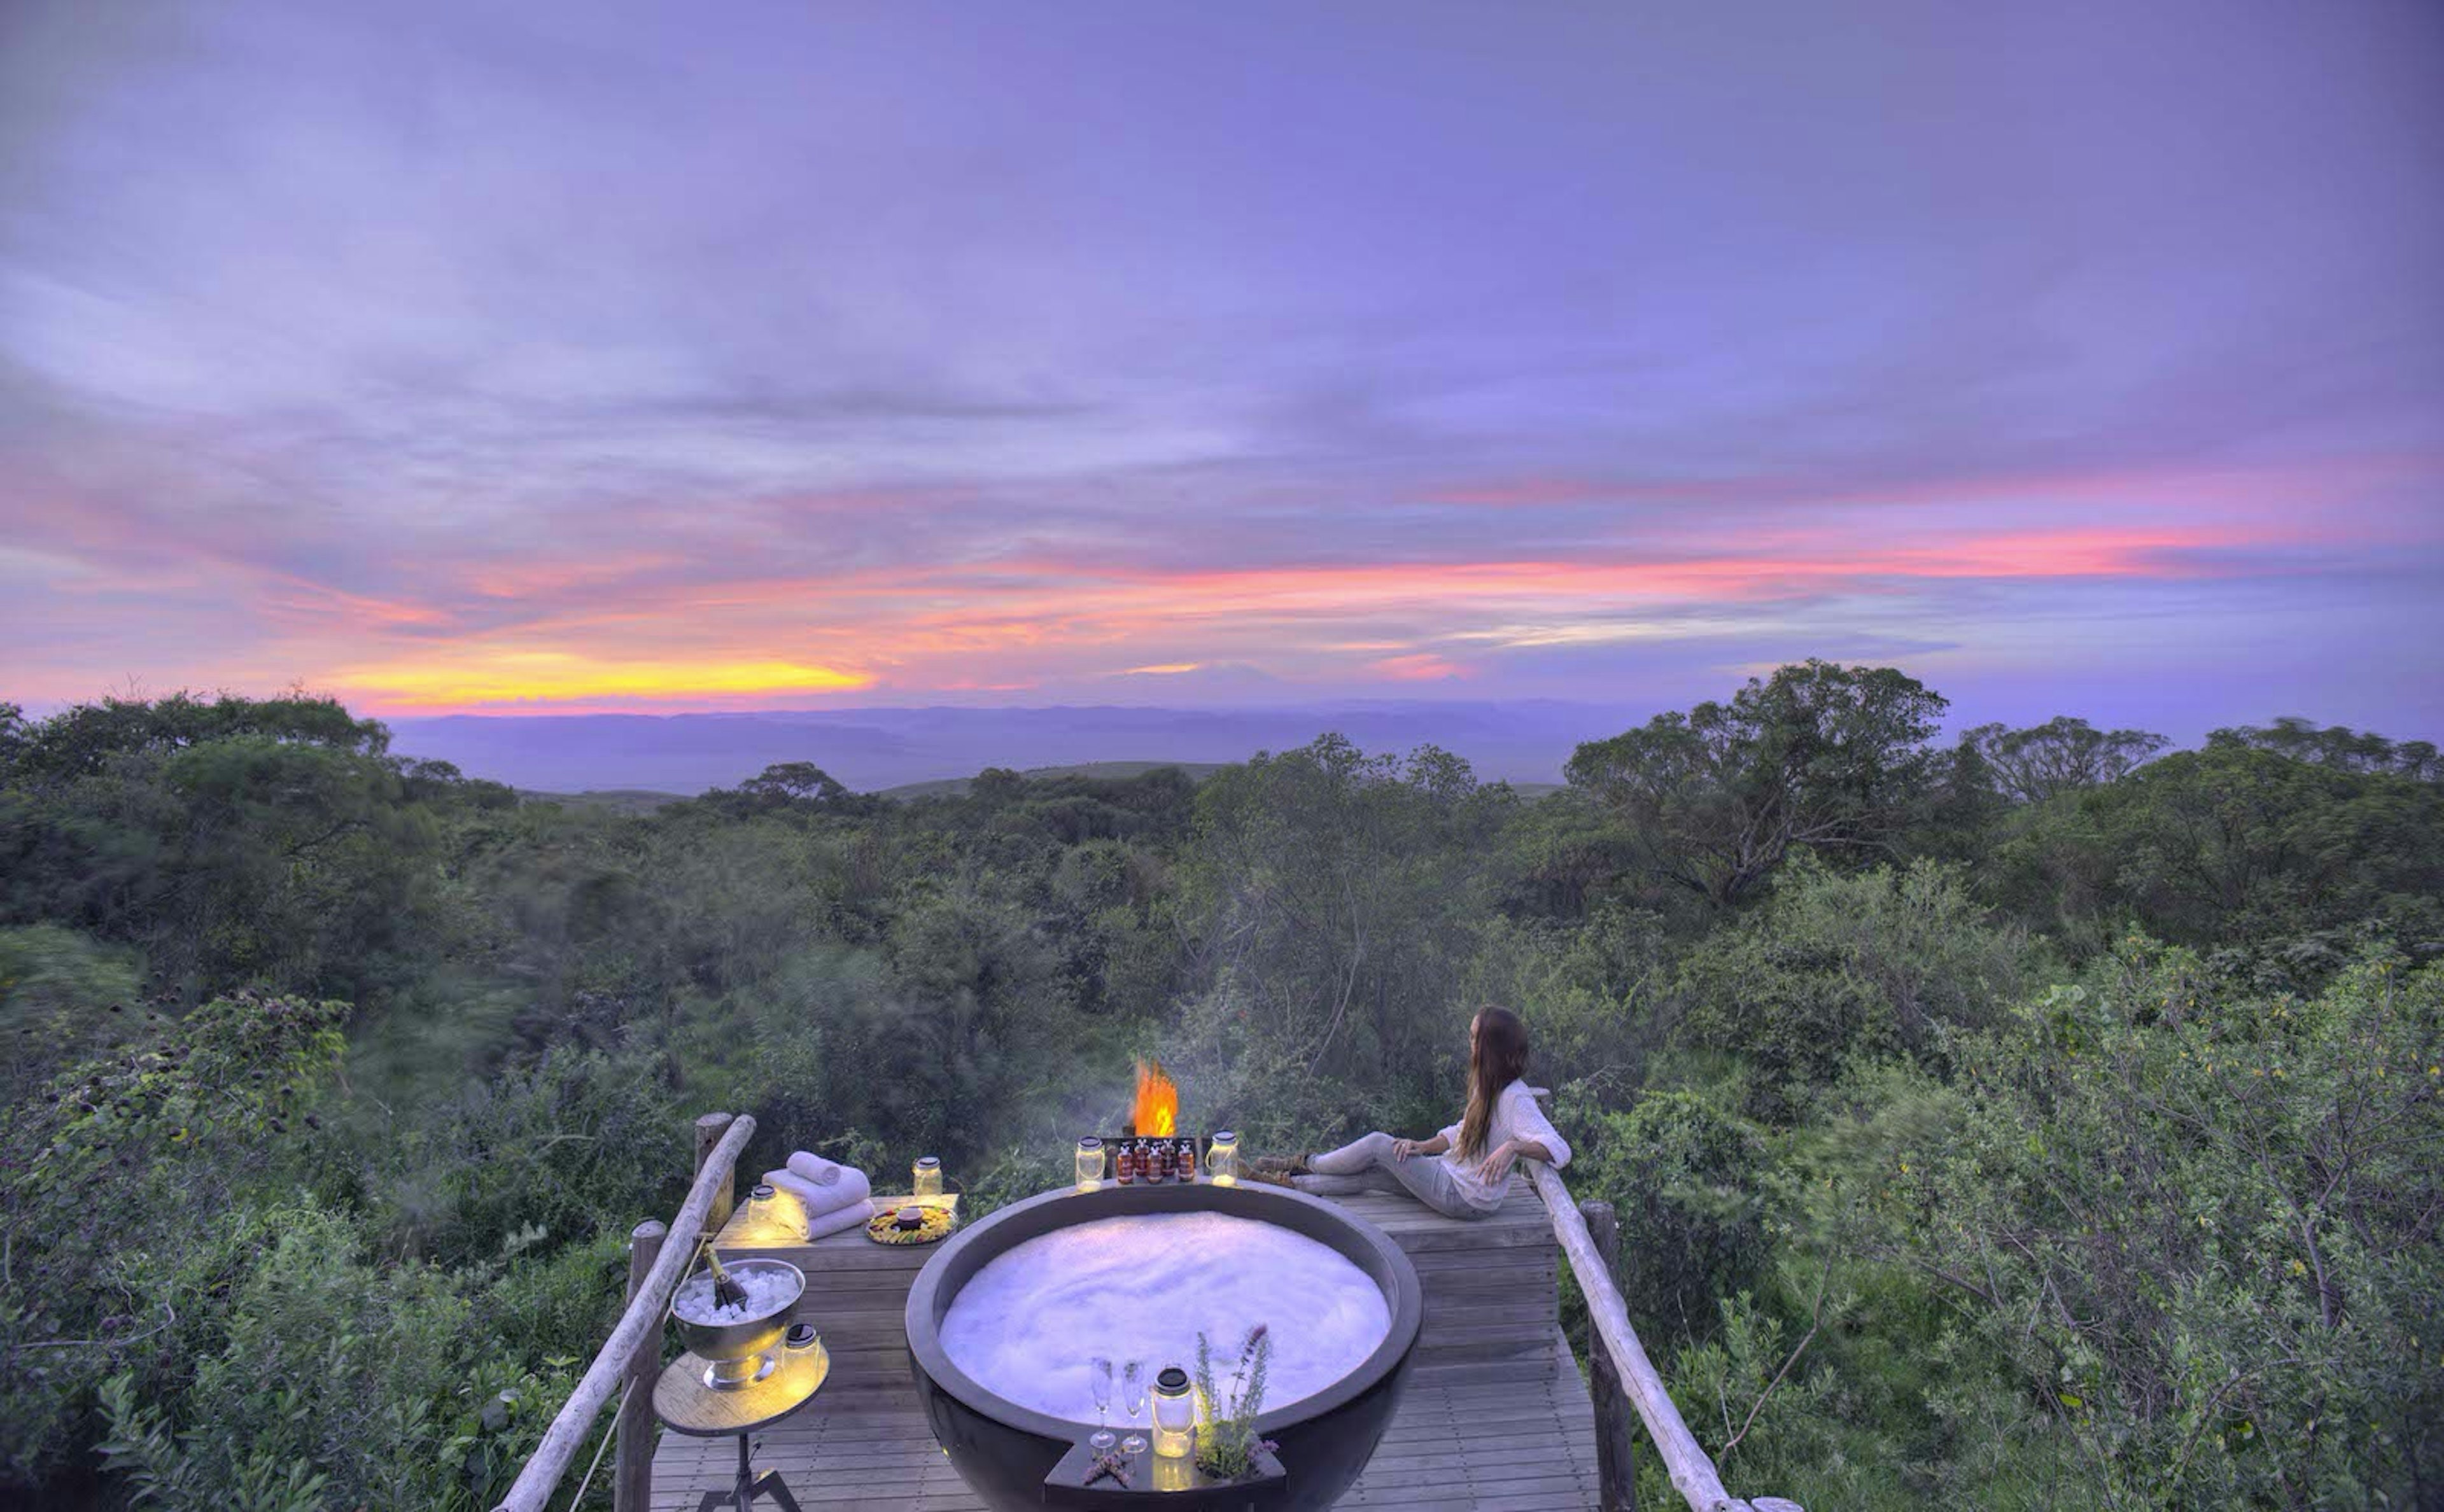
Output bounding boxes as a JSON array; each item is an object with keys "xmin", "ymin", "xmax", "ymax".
[
  {"xmin": 747, "ymin": 1469, "xmax": 803, "ymax": 1512},
  {"xmin": 691, "ymin": 1434, "xmax": 801, "ymax": 1512},
  {"xmin": 692, "ymin": 1434, "xmax": 754, "ymax": 1512}
]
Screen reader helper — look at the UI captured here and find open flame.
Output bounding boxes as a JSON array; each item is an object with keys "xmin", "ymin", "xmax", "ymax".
[{"xmin": 1132, "ymin": 1059, "xmax": 1179, "ymax": 1137}]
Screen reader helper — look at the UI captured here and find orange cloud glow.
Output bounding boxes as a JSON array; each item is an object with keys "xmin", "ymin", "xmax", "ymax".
[
  {"xmin": 12, "ymin": 486, "xmax": 2324, "ymax": 716},
  {"xmin": 327, "ymin": 650, "xmax": 874, "ymax": 708},
  {"xmin": 281, "ymin": 521, "xmax": 2268, "ymax": 711}
]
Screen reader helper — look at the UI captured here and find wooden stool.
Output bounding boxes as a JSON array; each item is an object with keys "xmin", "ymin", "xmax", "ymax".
[{"xmin": 653, "ymin": 1338, "xmax": 829, "ymax": 1511}]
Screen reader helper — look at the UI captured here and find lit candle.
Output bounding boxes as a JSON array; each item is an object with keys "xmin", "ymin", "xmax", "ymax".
[
  {"xmin": 1075, "ymin": 1136, "xmax": 1106, "ymax": 1191},
  {"xmin": 1151, "ymin": 1366, "xmax": 1197, "ymax": 1459},
  {"xmin": 913, "ymin": 1155, "xmax": 943, "ymax": 1205},
  {"xmin": 1206, "ymin": 1130, "xmax": 1240, "ymax": 1186}
]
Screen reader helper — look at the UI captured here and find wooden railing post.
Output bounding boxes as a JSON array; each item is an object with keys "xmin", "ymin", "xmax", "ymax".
[
  {"xmin": 1529, "ymin": 1162, "xmax": 1801, "ymax": 1512},
  {"xmin": 1579, "ymin": 1200, "xmax": 1639, "ymax": 1512},
  {"xmin": 613, "ymin": 1219, "xmax": 667, "ymax": 1512},
  {"xmin": 694, "ymin": 1112, "xmax": 737, "ymax": 1238},
  {"xmin": 494, "ymin": 1114, "xmax": 757, "ymax": 1512}
]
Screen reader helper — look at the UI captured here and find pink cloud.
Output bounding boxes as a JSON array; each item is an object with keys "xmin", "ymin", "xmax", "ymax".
[{"xmin": 1367, "ymin": 653, "xmax": 1470, "ymax": 682}]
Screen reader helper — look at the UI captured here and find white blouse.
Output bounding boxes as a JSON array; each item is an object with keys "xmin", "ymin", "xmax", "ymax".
[{"xmin": 1435, "ymin": 1079, "xmax": 1573, "ymax": 1212}]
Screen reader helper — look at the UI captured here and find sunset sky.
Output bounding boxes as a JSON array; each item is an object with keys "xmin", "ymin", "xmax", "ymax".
[{"xmin": 4, "ymin": 1, "xmax": 2441, "ymax": 736}]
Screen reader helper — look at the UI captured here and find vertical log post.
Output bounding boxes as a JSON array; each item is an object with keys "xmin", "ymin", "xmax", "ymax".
[
  {"xmin": 1580, "ymin": 1199, "xmax": 1640, "ymax": 1512},
  {"xmin": 613, "ymin": 1219, "xmax": 667, "ymax": 1512},
  {"xmin": 694, "ymin": 1112, "xmax": 738, "ymax": 1238}
]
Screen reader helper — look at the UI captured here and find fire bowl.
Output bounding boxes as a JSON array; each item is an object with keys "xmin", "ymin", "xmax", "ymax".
[
  {"xmin": 905, "ymin": 1180, "xmax": 1421, "ymax": 1511},
  {"xmin": 670, "ymin": 1257, "xmax": 804, "ymax": 1387}
]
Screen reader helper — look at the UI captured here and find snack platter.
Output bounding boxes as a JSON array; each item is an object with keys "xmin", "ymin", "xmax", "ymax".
[{"xmin": 863, "ymin": 1193, "xmax": 960, "ymax": 1246}]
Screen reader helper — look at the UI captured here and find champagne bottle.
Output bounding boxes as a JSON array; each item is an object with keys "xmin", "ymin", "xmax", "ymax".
[{"xmin": 705, "ymin": 1244, "xmax": 748, "ymax": 1310}]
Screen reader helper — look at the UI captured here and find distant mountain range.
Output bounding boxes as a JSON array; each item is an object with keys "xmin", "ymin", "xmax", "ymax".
[{"xmin": 390, "ymin": 701, "xmax": 1629, "ymax": 797}]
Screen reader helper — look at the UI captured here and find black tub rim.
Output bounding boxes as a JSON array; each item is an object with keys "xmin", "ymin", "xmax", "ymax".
[{"xmin": 904, "ymin": 1179, "xmax": 1423, "ymax": 1445}]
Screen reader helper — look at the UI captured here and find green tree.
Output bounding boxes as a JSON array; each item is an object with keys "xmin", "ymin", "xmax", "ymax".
[
  {"xmin": 1961, "ymin": 716, "xmax": 2167, "ymax": 804},
  {"xmin": 8, "ymin": 692, "xmax": 386, "ymax": 787},
  {"xmin": 1183, "ymin": 736, "xmax": 1512, "ymax": 1096},
  {"xmin": 2210, "ymin": 717, "xmax": 2441, "ymax": 780},
  {"xmin": 1566, "ymin": 661, "xmax": 1949, "ymax": 906},
  {"xmin": 1994, "ymin": 741, "xmax": 2444, "ymax": 951},
  {"xmin": 0, "ymin": 701, "xmax": 25, "ymax": 779}
]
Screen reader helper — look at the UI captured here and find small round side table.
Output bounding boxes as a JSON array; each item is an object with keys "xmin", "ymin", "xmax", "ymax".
[{"xmin": 652, "ymin": 1337, "xmax": 829, "ymax": 1512}]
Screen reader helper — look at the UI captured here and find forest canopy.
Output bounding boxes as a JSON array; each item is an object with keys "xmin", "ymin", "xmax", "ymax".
[{"xmin": 3, "ymin": 668, "xmax": 2438, "ymax": 1510}]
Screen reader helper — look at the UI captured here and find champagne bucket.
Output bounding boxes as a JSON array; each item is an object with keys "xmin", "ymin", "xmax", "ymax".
[{"xmin": 670, "ymin": 1258, "xmax": 804, "ymax": 1387}]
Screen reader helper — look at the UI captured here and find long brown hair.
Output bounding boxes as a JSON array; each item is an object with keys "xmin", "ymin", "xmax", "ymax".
[{"xmin": 1456, "ymin": 1006, "xmax": 1531, "ymax": 1161}]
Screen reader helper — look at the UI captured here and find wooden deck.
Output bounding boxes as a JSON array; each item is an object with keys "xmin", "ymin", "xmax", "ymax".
[{"xmin": 652, "ymin": 1183, "xmax": 1599, "ymax": 1511}]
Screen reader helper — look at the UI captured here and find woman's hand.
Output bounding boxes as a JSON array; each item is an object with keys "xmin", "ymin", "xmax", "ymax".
[
  {"xmin": 1391, "ymin": 1138, "xmax": 1417, "ymax": 1159},
  {"xmin": 1476, "ymin": 1140, "xmax": 1519, "ymax": 1185}
]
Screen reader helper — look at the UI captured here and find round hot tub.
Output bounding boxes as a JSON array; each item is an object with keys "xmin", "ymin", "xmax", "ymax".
[{"xmin": 905, "ymin": 1180, "xmax": 1421, "ymax": 1510}]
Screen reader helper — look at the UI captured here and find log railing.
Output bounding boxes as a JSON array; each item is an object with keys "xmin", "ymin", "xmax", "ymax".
[
  {"xmin": 1529, "ymin": 1161, "xmax": 1806, "ymax": 1512},
  {"xmin": 491, "ymin": 1112, "xmax": 755, "ymax": 1512}
]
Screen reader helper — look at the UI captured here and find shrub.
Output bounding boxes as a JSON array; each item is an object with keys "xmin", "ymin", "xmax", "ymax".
[
  {"xmin": 0, "ymin": 991, "xmax": 347, "ymax": 1483},
  {"xmin": 1877, "ymin": 942, "xmax": 2444, "ymax": 1505},
  {"xmin": 1564, "ymin": 1091, "xmax": 1775, "ymax": 1352}
]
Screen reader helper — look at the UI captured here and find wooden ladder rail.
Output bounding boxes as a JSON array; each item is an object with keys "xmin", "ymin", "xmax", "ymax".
[
  {"xmin": 1529, "ymin": 1161, "xmax": 1806, "ymax": 1512},
  {"xmin": 491, "ymin": 1112, "xmax": 756, "ymax": 1512}
]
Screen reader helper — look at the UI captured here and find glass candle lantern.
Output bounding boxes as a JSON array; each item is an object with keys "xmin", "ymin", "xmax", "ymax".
[
  {"xmin": 1151, "ymin": 1366, "xmax": 1197, "ymax": 1459},
  {"xmin": 1207, "ymin": 1129, "xmax": 1240, "ymax": 1186},
  {"xmin": 1074, "ymin": 1136, "xmax": 1105, "ymax": 1191},
  {"xmin": 747, "ymin": 1182, "xmax": 776, "ymax": 1229},
  {"xmin": 913, "ymin": 1156, "xmax": 943, "ymax": 1205}
]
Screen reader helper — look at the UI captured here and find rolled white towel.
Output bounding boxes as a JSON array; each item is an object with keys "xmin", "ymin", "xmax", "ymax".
[
  {"xmin": 764, "ymin": 1165, "xmax": 871, "ymax": 1221},
  {"xmin": 803, "ymin": 1200, "xmax": 872, "ymax": 1242},
  {"xmin": 785, "ymin": 1151, "xmax": 846, "ymax": 1187}
]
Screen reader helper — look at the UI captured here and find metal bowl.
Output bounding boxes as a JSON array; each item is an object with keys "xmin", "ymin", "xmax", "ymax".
[{"xmin": 670, "ymin": 1257, "xmax": 805, "ymax": 1371}]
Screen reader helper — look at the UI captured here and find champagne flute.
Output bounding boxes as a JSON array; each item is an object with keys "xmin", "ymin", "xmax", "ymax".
[
  {"xmin": 1088, "ymin": 1356, "xmax": 1116, "ymax": 1450},
  {"xmin": 1120, "ymin": 1359, "xmax": 1148, "ymax": 1454}
]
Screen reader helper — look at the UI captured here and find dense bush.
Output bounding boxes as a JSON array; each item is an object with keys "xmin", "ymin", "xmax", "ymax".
[
  {"xmin": 1564, "ymin": 1091, "xmax": 1776, "ymax": 1350},
  {"xmin": 4, "ymin": 684, "xmax": 2439, "ymax": 1509},
  {"xmin": 1874, "ymin": 945, "xmax": 2444, "ymax": 1506},
  {"xmin": 1675, "ymin": 857, "xmax": 2029, "ymax": 1118}
]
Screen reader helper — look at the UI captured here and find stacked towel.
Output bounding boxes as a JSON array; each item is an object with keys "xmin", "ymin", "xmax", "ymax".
[
  {"xmin": 762, "ymin": 1156, "xmax": 873, "ymax": 1240},
  {"xmin": 786, "ymin": 1151, "xmax": 850, "ymax": 1186},
  {"xmin": 797, "ymin": 1200, "xmax": 872, "ymax": 1242}
]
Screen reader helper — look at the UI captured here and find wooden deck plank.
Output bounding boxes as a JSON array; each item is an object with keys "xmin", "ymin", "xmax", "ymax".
[
  {"xmin": 652, "ymin": 1327, "xmax": 1598, "ymax": 1511},
  {"xmin": 659, "ymin": 1182, "xmax": 1587, "ymax": 1509}
]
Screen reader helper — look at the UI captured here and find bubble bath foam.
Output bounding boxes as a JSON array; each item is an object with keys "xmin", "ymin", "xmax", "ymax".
[{"xmin": 938, "ymin": 1211, "xmax": 1393, "ymax": 1422}]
